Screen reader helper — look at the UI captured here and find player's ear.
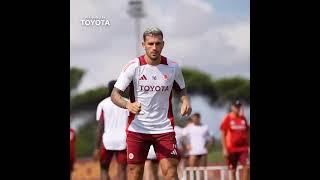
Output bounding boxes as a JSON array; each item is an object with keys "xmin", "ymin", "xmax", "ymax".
[{"xmin": 142, "ymin": 41, "xmax": 145, "ymax": 49}]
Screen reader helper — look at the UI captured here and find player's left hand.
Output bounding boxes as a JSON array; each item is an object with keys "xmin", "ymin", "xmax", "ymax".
[{"xmin": 180, "ymin": 100, "xmax": 192, "ymax": 116}]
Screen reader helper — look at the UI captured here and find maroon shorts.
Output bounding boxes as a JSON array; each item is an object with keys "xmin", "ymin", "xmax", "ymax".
[
  {"xmin": 226, "ymin": 151, "xmax": 249, "ymax": 170},
  {"xmin": 100, "ymin": 146, "xmax": 127, "ymax": 170},
  {"xmin": 126, "ymin": 131, "xmax": 180, "ymax": 164}
]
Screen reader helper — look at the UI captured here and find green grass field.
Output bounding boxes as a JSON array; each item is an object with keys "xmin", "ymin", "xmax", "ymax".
[
  {"xmin": 207, "ymin": 141, "xmax": 225, "ymax": 164},
  {"xmin": 76, "ymin": 120, "xmax": 97, "ymax": 158}
]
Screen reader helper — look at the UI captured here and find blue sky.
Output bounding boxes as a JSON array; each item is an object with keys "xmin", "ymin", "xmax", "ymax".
[{"xmin": 209, "ymin": 0, "xmax": 249, "ymax": 18}]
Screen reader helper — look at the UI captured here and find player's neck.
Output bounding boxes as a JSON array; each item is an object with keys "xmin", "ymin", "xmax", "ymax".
[
  {"xmin": 144, "ymin": 54, "xmax": 161, "ymax": 66},
  {"xmin": 231, "ymin": 112, "xmax": 240, "ymax": 117}
]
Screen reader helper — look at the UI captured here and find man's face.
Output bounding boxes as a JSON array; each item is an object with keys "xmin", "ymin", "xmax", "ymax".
[
  {"xmin": 192, "ymin": 116, "xmax": 201, "ymax": 125},
  {"xmin": 142, "ymin": 35, "xmax": 164, "ymax": 61},
  {"xmin": 231, "ymin": 105, "xmax": 240, "ymax": 115}
]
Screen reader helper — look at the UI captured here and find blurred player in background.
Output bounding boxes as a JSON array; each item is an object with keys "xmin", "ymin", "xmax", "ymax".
[
  {"xmin": 143, "ymin": 145, "xmax": 160, "ymax": 180},
  {"xmin": 174, "ymin": 124, "xmax": 186, "ymax": 179},
  {"xmin": 111, "ymin": 27, "xmax": 192, "ymax": 180},
  {"xmin": 94, "ymin": 80, "xmax": 129, "ymax": 180},
  {"xmin": 183, "ymin": 113, "xmax": 212, "ymax": 169},
  {"xmin": 182, "ymin": 117, "xmax": 193, "ymax": 168},
  {"xmin": 70, "ymin": 128, "xmax": 76, "ymax": 179},
  {"xmin": 220, "ymin": 100, "xmax": 250, "ymax": 180}
]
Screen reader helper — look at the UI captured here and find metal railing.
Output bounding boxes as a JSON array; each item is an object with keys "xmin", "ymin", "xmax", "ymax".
[{"xmin": 183, "ymin": 165, "xmax": 244, "ymax": 180}]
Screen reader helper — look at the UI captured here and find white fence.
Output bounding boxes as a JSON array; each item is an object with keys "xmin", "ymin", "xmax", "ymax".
[{"xmin": 183, "ymin": 165, "xmax": 244, "ymax": 180}]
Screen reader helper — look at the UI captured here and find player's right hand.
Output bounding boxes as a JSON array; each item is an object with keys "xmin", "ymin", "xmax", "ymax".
[
  {"xmin": 93, "ymin": 148, "xmax": 100, "ymax": 161},
  {"xmin": 223, "ymin": 148, "xmax": 229, "ymax": 157},
  {"xmin": 126, "ymin": 102, "xmax": 141, "ymax": 114}
]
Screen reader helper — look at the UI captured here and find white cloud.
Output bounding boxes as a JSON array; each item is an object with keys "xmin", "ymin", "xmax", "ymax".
[
  {"xmin": 70, "ymin": 0, "xmax": 250, "ymax": 92},
  {"xmin": 219, "ymin": 21, "xmax": 250, "ymax": 59}
]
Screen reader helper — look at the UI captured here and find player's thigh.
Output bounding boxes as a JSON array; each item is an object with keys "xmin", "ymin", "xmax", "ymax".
[
  {"xmin": 188, "ymin": 155, "xmax": 199, "ymax": 167},
  {"xmin": 126, "ymin": 131, "xmax": 151, "ymax": 164},
  {"xmin": 144, "ymin": 160, "xmax": 153, "ymax": 171},
  {"xmin": 100, "ymin": 148, "xmax": 114, "ymax": 170},
  {"xmin": 116, "ymin": 149, "xmax": 128, "ymax": 168},
  {"xmin": 199, "ymin": 154, "xmax": 207, "ymax": 166},
  {"xmin": 153, "ymin": 132, "xmax": 179, "ymax": 161},
  {"xmin": 151, "ymin": 160, "xmax": 160, "ymax": 173},
  {"xmin": 183, "ymin": 156, "xmax": 190, "ymax": 167},
  {"xmin": 226, "ymin": 152, "xmax": 240, "ymax": 170},
  {"xmin": 238, "ymin": 151, "xmax": 249, "ymax": 167}
]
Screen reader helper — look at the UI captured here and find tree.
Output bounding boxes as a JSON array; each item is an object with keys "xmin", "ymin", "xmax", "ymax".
[
  {"xmin": 70, "ymin": 67, "xmax": 85, "ymax": 95},
  {"xmin": 70, "ymin": 86, "xmax": 107, "ymax": 113},
  {"xmin": 182, "ymin": 68, "xmax": 218, "ymax": 103},
  {"xmin": 215, "ymin": 77, "xmax": 250, "ymax": 104}
]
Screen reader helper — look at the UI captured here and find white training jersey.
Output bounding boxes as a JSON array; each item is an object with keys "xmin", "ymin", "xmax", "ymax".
[
  {"xmin": 183, "ymin": 123, "xmax": 210, "ymax": 155},
  {"xmin": 114, "ymin": 55, "xmax": 186, "ymax": 134},
  {"xmin": 147, "ymin": 145, "xmax": 157, "ymax": 160},
  {"xmin": 174, "ymin": 126, "xmax": 183, "ymax": 150},
  {"xmin": 182, "ymin": 123, "xmax": 193, "ymax": 156},
  {"xmin": 96, "ymin": 97, "xmax": 129, "ymax": 150}
]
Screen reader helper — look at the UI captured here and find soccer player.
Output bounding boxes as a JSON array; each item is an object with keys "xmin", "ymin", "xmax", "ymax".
[
  {"xmin": 220, "ymin": 100, "xmax": 250, "ymax": 180},
  {"xmin": 70, "ymin": 128, "xmax": 76, "ymax": 179},
  {"xmin": 94, "ymin": 80, "xmax": 129, "ymax": 180},
  {"xmin": 111, "ymin": 27, "xmax": 192, "ymax": 180},
  {"xmin": 183, "ymin": 113, "xmax": 211, "ymax": 168}
]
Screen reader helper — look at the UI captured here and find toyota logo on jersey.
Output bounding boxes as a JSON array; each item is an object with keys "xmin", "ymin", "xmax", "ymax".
[{"xmin": 139, "ymin": 85, "xmax": 169, "ymax": 92}]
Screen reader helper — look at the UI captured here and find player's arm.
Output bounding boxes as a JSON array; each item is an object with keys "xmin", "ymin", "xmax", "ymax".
[
  {"xmin": 173, "ymin": 63, "xmax": 192, "ymax": 116},
  {"xmin": 95, "ymin": 119, "xmax": 104, "ymax": 149},
  {"xmin": 93, "ymin": 107, "xmax": 104, "ymax": 161},
  {"xmin": 111, "ymin": 60, "xmax": 141, "ymax": 114},
  {"xmin": 111, "ymin": 88, "xmax": 141, "ymax": 114},
  {"xmin": 176, "ymin": 89, "xmax": 192, "ymax": 116},
  {"xmin": 111, "ymin": 88, "xmax": 129, "ymax": 109},
  {"xmin": 220, "ymin": 130, "xmax": 228, "ymax": 157},
  {"xmin": 244, "ymin": 116, "xmax": 250, "ymax": 146},
  {"xmin": 93, "ymin": 120, "xmax": 104, "ymax": 161},
  {"xmin": 220, "ymin": 116, "xmax": 229, "ymax": 157}
]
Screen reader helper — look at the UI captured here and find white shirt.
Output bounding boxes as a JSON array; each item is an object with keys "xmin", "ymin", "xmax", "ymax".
[
  {"xmin": 174, "ymin": 126, "xmax": 183, "ymax": 150},
  {"xmin": 96, "ymin": 97, "xmax": 129, "ymax": 150},
  {"xmin": 183, "ymin": 123, "xmax": 210, "ymax": 155},
  {"xmin": 114, "ymin": 55, "xmax": 186, "ymax": 134}
]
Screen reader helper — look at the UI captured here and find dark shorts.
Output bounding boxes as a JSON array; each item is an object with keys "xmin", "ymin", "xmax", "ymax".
[
  {"xmin": 226, "ymin": 151, "xmax": 249, "ymax": 170},
  {"xmin": 189, "ymin": 154, "xmax": 207, "ymax": 158},
  {"xmin": 126, "ymin": 131, "xmax": 180, "ymax": 164},
  {"xmin": 100, "ymin": 146, "xmax": 127, "ymax": 170}
]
